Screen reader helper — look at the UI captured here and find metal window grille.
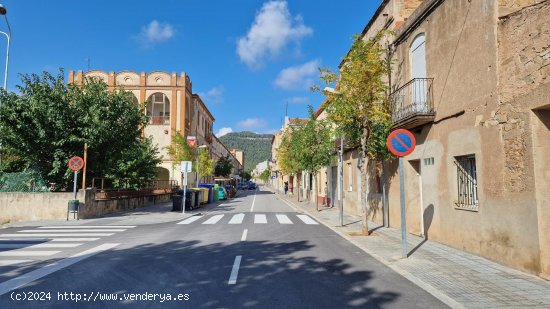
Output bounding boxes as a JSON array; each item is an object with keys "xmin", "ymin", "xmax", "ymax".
[{"xmin": 454, "ymin": 155, "xmax": 479, "ymax": 210}]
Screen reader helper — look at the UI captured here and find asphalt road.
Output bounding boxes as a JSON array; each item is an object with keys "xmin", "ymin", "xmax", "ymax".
[{"xmin": 0, "ymin": 187, "xmax": 447, "ymax": 308}]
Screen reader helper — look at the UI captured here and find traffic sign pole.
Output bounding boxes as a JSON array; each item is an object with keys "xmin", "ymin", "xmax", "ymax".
[
  {"xmin": 73, "ymin": 171, "xmax": 78, "ymax": 200},
  {"xmin": 386, "ymin": 129, "xmax": 416, "ymax": 259}
]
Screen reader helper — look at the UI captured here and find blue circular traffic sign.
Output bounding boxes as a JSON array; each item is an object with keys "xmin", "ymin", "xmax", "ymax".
[{"xmin": 387, "ymin": 129, "xmax": 416, "ymax": 157}]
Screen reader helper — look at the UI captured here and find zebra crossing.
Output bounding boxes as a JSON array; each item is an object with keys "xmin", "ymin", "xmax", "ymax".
[
  {"xmin": 0, "ymin": 225, "xmax": 135, "ymax": 267},
  {"xmin": 177, "ymin": 213, "xmax": 319, "ymax": 226}
]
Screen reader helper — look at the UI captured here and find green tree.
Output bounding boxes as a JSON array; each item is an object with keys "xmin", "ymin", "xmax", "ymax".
[
  {"xmin": 313, "ymin": 31, "xmax": 392, "ymax": 234},
  {"xmin": 0, "ymin": 70, "xmax": 160, "ymax": 189},
  {"xmin": 242, "ymin": 170, "xmax": 252, "ymax": 182},
  {"xmin": 297, "ymin": 106, "xmax": 334, "ymax": 210},
  {"xmin": 214, "ymin": 155, "xmax": 233, "ymax": 178},
  {"xmin": 276, "ymin": 126, "xmax": 305, "ymax": 200},
  {"xmin": 197, "ymin": 148, "xmax": 215, "ymax": 183},
  {"xmin": 259, "ymin": 167, "xmax": 271, "ymax": 183},
  {"xmin": 166, "ymin": 131, "xmax": 196, "ymax": 163}
]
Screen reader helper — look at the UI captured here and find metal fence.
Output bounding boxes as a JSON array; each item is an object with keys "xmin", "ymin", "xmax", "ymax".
[{"xmin": 0, "ymin": 170, "xmax": 51, "ymax": 192}]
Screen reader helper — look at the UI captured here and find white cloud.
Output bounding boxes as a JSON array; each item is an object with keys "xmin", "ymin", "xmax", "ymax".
[
  {"xmin": 287, "ymin": 96, "xmax": 309, "ymax": 104},
  {"xmin": 237, "ymin": 118, "xmax": 268, "ymax": 129},
  {"xmin": 216, "ymin": 127, "xmax": 233, "ymax": 137},
  {"xmin": 198, "ymin": 86, "xmax": 225, "ymax": 104},
  {"xmin": 237, "ymin": 0, "xmax": 313, "ymax": 69},
  {"xmin": 136, "ymin": 20, "xmax": 175, "ymax": 47},
  {"xmin": 274, "ymin": 60, "xmax": 319, "ymax": 90}
]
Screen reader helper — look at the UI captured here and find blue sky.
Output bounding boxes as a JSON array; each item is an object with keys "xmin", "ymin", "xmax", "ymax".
[{"xmin": 1, "ymin": 0, "xmax": 379, "ymax": 136}]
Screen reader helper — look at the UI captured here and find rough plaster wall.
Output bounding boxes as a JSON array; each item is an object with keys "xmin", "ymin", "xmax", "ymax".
[
  {"xmin": 480, "ymin": 1, "xmax": 550, "ymax": 193},
  {"xmin": 498, "ymin": 0, "xmax": 548, "ymax": 16}
]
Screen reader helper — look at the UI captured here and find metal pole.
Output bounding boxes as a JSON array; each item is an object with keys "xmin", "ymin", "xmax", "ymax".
[
  {"xmin": 339, "ymin": 135, "xmax": 344, "ymax": 227},
  {"xmin": 82, "ymin": 143, "xmax": 88, "ymax": 189},
  {"xmin": 73, "ymin": 171, "xmax": 78, "ymax": 200},
  {"xmin": 399, "ymin": 156, "xmax": 407, "ymax": 258},
  {"xmin": 182, "ymin": 169, "xmax": 187, "ymax": 214}
]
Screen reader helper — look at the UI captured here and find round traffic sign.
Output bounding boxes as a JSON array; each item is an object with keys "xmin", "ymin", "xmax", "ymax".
[
  {"xmin": 387, "ymin": 129, "xmax": 416, "ymax": 157},
  {"xmin": 68, "ymin": 156, "xmax": 85, "ymax": 171}
]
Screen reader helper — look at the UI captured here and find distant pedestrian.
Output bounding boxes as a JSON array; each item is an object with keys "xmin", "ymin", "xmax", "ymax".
[{"xmin": 284, "ymin": 181, "xmax": 289, "ymax": 195}]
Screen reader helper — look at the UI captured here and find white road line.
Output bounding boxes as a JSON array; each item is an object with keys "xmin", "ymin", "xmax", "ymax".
[
  {"xmin": 276, "ymin": 214, "xmax": 293, "ymax": 224},
  {"xmin": 228, "ymin": 255, "xmax": 242, "ymax": 285},
  {"xmin": 254, "ymin": 214, "xmax": 267, "ymax": 224},
  {"xmin": 250, "ymin": 190, "xmax": 257, "ymax": 212},
  {"xmin": 229, "ymin": 214, "xmax": 245, "ymax": 224},
  {"xmin": 0, "ymin": 238, "xmax": 100, "ymax": 242},
  {"xmin": 177, "ymin": 216, "xmax": 203, "ymax": 224},
  {"xmin": 202, "ymin": 215, "xmax": 224, "ymax": 225},
  {"xmin": 0, "ymin": 260, "xmax": 33, "ymax": 267},
  {"xmin": 19, "ymin": 229, "xmax": 126, "ymax": 233},
  {"xmin": 0, "ymin": 251, "xmax": 60, "ymax": 257},
  {"xmin": 0, "ymin": 243, "xmax": 82, "ymax": 249},
  {"xmin": 0, "ymin": 243, "xmax": 119, "ymax": 296},
  {"xmin": 241, "ymin": 229, "xmax": 248, "ymax": 241},
  {"xmin": 0, "ymin": 233, "xmax": 114, "ymax": 237},
  {"xmin": 296, "ymin": 215, "xmax": 319, "ymax": 225},
  {"xmin": 50, "ymin": 238, "xmax": 100, "ymax": 242},
  {"xmin": 38, "ymin": 226, "xmax": 136, "ymax": 229}
]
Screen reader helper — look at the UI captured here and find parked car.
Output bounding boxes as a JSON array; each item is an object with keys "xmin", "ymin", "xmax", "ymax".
[
  {"xmin": 248, "ymin": 182, "xmax": 257, "ymax": 190},
  {"xmin": 218, "ymin": 187, "xmax": 227, "ymax": 200},
  {"xmin": 240, "ymin": 182, "xmax": 249, "ymax": 190}
]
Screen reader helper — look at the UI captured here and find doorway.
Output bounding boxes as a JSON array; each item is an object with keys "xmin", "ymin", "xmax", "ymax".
[
  {"xmin": 331, "ymin": 166, "xmax": 338, "ymax": 207},
  {"xmin": 406, "ymin": 160, "xmax": 424, "ymax": 236}
]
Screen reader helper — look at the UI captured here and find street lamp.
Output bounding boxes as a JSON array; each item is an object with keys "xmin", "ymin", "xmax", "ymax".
[
  {"xmin": 0, "ymin": 4, "xmax": 11, "ymax": 91},
  {"xmin": 323, "ymin": 87, "xmax": 344, "ymax": 227},
  {"xmin": 195, "ymin": 145, "xmax": 208, "ymax": 186}
]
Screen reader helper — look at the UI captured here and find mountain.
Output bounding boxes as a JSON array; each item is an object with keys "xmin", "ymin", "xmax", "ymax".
[{"xmin": 219, "ymin": 131, "xmax": 273, "ymax": 171}]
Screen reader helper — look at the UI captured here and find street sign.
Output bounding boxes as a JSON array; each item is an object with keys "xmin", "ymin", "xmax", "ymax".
[
  {"xmin": 68, "ymin": 156, "xmax": 84, "ymax": 171},
  {"xmin": 387, "ymin": 129, "xmax": 416, "ymax": 157},
  {"xmin": 386, "ymin": 129, "xmax": 417, "ymax": 259},
  {"xmin": 187, "ymin": 136, "xmax": 197, "ymax": 148},
  {"xmin": 180, "ymin": 161, "xmax": 192, "ymax": 173}
]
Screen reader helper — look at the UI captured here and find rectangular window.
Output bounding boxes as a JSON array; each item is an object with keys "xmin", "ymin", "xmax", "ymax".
[{"xmin": 454, "ymin": 155, "xmax": 479, "ymax": 211}]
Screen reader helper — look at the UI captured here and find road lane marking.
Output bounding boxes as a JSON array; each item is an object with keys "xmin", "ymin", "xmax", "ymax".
[
  {"xmin": 0, "ymin": 233, "xmax": 114, "ymax": 237},
  {"xmin": 19, "ymin": 229, "xmax": 126, "ymax": 233},
  {"xmin": 276, "ymin": 214, "xmax": 293, "ymax": 224},
  {"xmin": 0, "ymin": 251, "xmax": 60, "ymax": 257},
  {"xmin": 228, "ymin": 255, "xmax": 242, "ymax": 285},
  {"xmin": 296, "ymin": 215, "xmax": 319, "ymax": 225},
  {"xmin": 202, "ymin": 215, "xmax": 224, "ymax": 225},
  {"xmin": 38, "ymin": 226, "xmax": 136, "ymax": 229},
  {"xmin": 0, "ymin": 243, "xmax": 119, "ymax": 296},
  {"xmin": 50, "ymin": 238, "xmax": 100, "ymax": 242},
  {"xmin": 250, "ymin": 190, "xmax": 257, "ymax": 212},
  {"xmin": 0, "ymin": 238, "xmax": 101, "ymax": 242},
  {"xmin": 229, "ymin": 214, "xmax": 245, "ymax": 224},
  {"xmin": 177, "ymin": 216, "xmax": 203, "ymax": 224},
  {"xmin": 0, "ymin": 243, "xmax": 83, "ymax": 249},
  {"xmin": 254, "ymin": 214, "xmax": 267, "ymax": 224},
  {"xmin": 0, "ymin": 260, "xmax": 32, "ymax": 267},
  {"xmin": 241, "ymin": 229, "xmax": 248, "ymax": 241}
]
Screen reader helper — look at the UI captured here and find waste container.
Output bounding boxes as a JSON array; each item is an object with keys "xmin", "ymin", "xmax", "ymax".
[
  {"xmin": 172, "ymin": 193, "xmax": 183, "ymax": 211},
  {"xmin": 199, "ymin": 188, "xmax": 209, "ymax": 204},
  {"xmin": 190, "ymin": 189, "xmax": 200, "ymax": 209},
  {"xmin": 184, "ymin": 189, "xmax": 195, "ymax": 210},
  {"xmin": 199, "ymin": 184, "xmax": 214, "ymax": 204},
  {"xmin": 213, "ymin": 184, "xmax": 219, "ymax": 202}
]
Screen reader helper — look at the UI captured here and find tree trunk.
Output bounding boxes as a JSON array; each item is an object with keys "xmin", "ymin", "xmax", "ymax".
[
  {"xmin": 360, "ymin": 125, "xmax": 371, "ymax": 235},
  {"xmin": 297, "ymin": 173, "xmax": 301, "ymax": 202}
]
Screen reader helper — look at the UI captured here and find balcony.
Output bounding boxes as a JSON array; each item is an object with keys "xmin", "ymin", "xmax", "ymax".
[
  {"xmin": 389, "ymin": 78, "xmax": 435, "ymax": 130},
  {"xmin": 148, "ymin": 116, "xmax": 170, "ymax": 125}
]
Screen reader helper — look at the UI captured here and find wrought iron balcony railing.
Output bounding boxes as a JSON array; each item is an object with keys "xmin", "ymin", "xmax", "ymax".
[
  {"xmin": 389, "ymin": 78, "xmax": 435, "ymax": 129},
  {"xmin": 149, "ymin": 116, "xmax": 170, "ymax": 125}
]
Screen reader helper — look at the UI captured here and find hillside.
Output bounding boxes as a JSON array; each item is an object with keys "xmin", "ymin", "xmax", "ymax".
[{"xmin": 219, "ymin": 131, "xmax": 273, "ymax": 171}]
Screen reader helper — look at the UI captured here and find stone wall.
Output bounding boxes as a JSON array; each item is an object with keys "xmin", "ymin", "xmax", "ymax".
[{"xmin": 0, "ymin": 189, "xmax": 173, "ymax": 225}]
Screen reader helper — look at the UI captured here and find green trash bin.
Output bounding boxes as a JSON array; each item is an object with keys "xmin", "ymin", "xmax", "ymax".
[
  {"xmin": 213, "ymin": 184, "xmax": 219, "ymax": 202},
  {"xmin": 67, "ymin": 200, "xmax": 79, "ymax": 220}
]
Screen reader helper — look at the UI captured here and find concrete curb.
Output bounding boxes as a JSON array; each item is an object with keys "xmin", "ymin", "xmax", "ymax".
[{"xmin": 272, "ymin": 188, "xmax": 465, "ymax": 309}]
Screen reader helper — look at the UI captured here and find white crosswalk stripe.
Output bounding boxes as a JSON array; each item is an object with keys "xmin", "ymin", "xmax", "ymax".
[
  {"xmin": 0, "ymin": 225, "xmax": 133, "ymax": 267},
  {"xmin": 276, "ymin": 214, "xmax": 293, "ymax": 224},
  {"xmin": 296, "ymin": 215, "xmax": 318, "ymax": 225},
  {"xmin": 254, "ymin": 214, "xmax": 267, "ymax": 224},
  {"xmin": 202, "ymin": 215, "xmax": 224, "ymax": 224},
  {"xmin": 177, "ymin": 216, "xmax": 203, "ymax": 224},
  {"xmin": 229, "ymin": 214, "xmax": 245, "ymax": 224}
]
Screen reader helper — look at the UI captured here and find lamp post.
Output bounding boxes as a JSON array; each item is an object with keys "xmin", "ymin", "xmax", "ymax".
[
  {"xmin": 0, "ymin": 4, "xmax": 11, "ymax": 92},
  {"xmin": 323, "ymin": 87, "xmax": 344, "ymax": 227}
]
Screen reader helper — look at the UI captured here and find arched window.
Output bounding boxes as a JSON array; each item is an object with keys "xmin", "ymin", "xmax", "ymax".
[
  {"xmin": 410, "ymin": 33, "xmax": 427, "ymax": 112},
  {"xmin": 146, "ymin": 92, "xmax": 170, "ymax": 125}
]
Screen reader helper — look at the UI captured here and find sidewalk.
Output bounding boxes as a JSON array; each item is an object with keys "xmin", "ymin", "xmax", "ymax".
[{"xmin": 274, "ymin": 188, "xmax": 550, "ymax": 309}]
